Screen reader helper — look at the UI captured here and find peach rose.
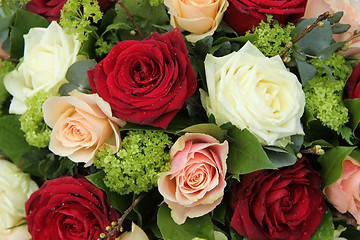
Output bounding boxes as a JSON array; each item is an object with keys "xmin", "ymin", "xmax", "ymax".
[
  {"xmin": 304, "ymin": 0, "xmax": 360, "ymax": 56},
  {"xmin": 158, "ymin": 133, "xmax": 228, "ymax": 224},
  {"xmin": 43, "ymin": 90, "xmax": 126, "ymax": 166},
  {"xmin": 164, "ymin": 0, "xmax": 229, "ymax": 43},
  {"xmin": 325, "ymin": 156, "xmax": 360, "ymax": 224}
]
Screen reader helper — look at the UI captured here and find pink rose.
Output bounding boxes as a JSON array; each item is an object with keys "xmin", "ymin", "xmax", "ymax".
[
  {"xmin": 158, "ymin": 133, "xmax": 228, "ymax": 224},
  {"xmin": 304, "ymin": 0, "xmax": 360, "ymax": 56},
  {"xmin": 43, "ymin": 90, "xmax": 126, "ymax": 166},
  {"xmin": 325, "ymin": 156, "xmax": 360, "ymax": 224}
]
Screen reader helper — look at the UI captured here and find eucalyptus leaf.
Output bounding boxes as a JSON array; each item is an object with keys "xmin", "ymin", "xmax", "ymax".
[
  {"xmin": 226, "ymin": 127, "xmax": 276, "ymax": 175},
  {"xmin": 264, "ymin": 148, "xmax": 297, "ymax": 168},
  {"xmin": 319, "ymin": 58, "xmax": 336, "ymax": 83},
  {"xmin": 0, "ymin": 29, "xmax": 9, "ymax": 42},
  {"xmin": 10, "ymin": 9, "xmax": 49, "ymax": 59},
  {"xmin": 157, "ymin": 204, "xmax": 215, "ymax": 240},
  {"xmin": 316, "ymin": 41, "xmax": 345, "ymax": 60},
  {"xmin": 296, "ymin": 59, "xmax": 317, "ymax": 86},
  {"xmin": 329, "ymin": 11, "xmax": 343, "ymax": 24},
  {"xmin": 290, "ymin": 135, "xmax": 304, "ymax": 154},
  {"xmin": 178, "ymin": 123, "xmax": 226, "ymax": 142},
  {"xmin": 318, "ymin": 146, "xmax": 355, "ymax": 188},
  {"xmin": 0, "ymin": 115, "xmax": 35, "ymax": 165},
  {"xmin": 332, "ymin": 23, "xmax": 351, "ymax": 34},
  {"xmin": 309, "ymin": 208, "xmax": 334, "ymax": 240},
  {"xmin": 0, "ymin": 15, "xmax": 14, "ymax": 31}
]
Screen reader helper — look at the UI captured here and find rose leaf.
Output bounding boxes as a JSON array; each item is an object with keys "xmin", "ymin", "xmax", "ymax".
[
  {"xmin": 344, "ymin": 98, "xmax": 360, "ymax": 133},
  {"xmin": 309, "ymin": 208, "xmax": 334, "ymax": 240},
  {"xmin": 157, "ymin": 204, "xmax": 215, "ymax": 240}
]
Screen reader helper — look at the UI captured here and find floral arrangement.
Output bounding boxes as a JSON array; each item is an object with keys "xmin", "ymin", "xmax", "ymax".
[{"xmin": 1, "ymin": 0, "xmax": 360, "ymax": 239}]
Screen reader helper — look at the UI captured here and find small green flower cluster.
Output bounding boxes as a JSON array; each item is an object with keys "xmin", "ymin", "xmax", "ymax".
[
  {"xmin": 20, "ymin": 90, "xmax": 58, "ymax": 148},
  {"xmin": 304, "ymin": 54, "xmax": 352, "ymax": 131},
  {"xmin": 0, "ymin": 61, "xmax": 15, "ymax": 115},
  {"xmin": 94, "ymin": 130, "xmax": 173, "ymax": 195},
  {"xmin": 246, "ymin": 16, "xmax": 294, "ymax": 57},
  {"xmin": 149, "ymin": 0, "xmax": 163, "ymax": 6},
  {"xmin": 59, "ymin": 0, "xmax": 103, "ymax": 42}
]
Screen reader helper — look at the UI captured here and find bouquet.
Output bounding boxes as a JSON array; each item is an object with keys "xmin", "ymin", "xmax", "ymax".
[{"xmin": 1, "ymin": 0, "xmax": 360, "ymax": 239}]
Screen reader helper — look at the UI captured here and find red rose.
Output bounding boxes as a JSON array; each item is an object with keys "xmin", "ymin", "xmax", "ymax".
[
  {"xmin": 88, "ymin": 28, "xmax": 197, "ymax": 129},
  {"xmin": 224, "ymin": 0, "xmax": 308, "ymax": 35},
  {"xmin": 26, "ymin": 0, "xmax": 113, "ymax": 22},
  {"xmin": 25, "ymin": 176, "xmax": 119, "ymax": 240},
  {"xmin": 345, "ymin": 64, "xmax": 360, "ymax": 99},
  {"xmin": 230, "ymin": 158, "xmax": 325, "ymax": 240}
]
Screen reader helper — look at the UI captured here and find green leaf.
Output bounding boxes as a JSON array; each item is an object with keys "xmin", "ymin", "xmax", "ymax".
[
  {"xmin": 195, "ymin": 36, "xmax": 213, "ymax": 59},
  {"xmin": 212, "ymin": 41, "xmax": 232, "ymax": 56},
  {"xmin": 332, "ymin": 23, "xmax": 351, "ymax": 34},
  {"xmin": 86, "ymin": 171, "xmax": 134, "ymax": 214},
  {"xmin": 226, "ymin": 127, "xmax": 276, "ymax": 175},
  {"xmin": 157, "ymin": 204, "xmax": 215, "ymax": 240},
  {"xmin": 329, "ymin": 11, "xmax": 343, "ymax": 24},
  {"xmin": 59, "ymin": 59, "xmax": 97, "ymax": 95},
  {"xmin": 212, "ymin": 34, "xmax": 256, "ymax": 45},
  {"xmin": 316, "ymin": 41, "xmax": 346, "ymax": 60},
  {"xmin": 178, "ymin": 123, "xmax": 226, "ymax": 142},
  {"xmin": 10, "ymin": 9, "xmax": 49, "ymax": 59},
  {"xmin": 264, "ymin": 147, "xmax": 297, "ymax": 168},
  {"xmin": 0, "ymin": 115, "xmax": 35, "ymax": 165},
  {"xmin": 290, "ymin": 135, "xmax": 304, "ymax": 154},
  {"xmin": 319, "ymin": 58, "xmax": 336, "ymax": 83},
  {"xmin": 318, "ymin": 146, "xmax": 355, "ymax": 188},
  {"xmin": 344, "ymin": 98, "xmax": 360, "ymax": 132},
  {"xmin": 296, "ymin": 59, "xmax": 317, "ymax": 86},
  {"xmin": 0, "ymin": 15, "xmax": 14, "ymax": 32},
  {"xmin": 309, "ymin": 208, "xmax": 334, "ymax": 240}
]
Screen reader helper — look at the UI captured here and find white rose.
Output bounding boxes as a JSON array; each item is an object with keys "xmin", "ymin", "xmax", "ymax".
[
  {"xmin": 116, "ymin": 222, "xmax": 149, "ymax": 240},
  {"xmin": 0, "ymin": 158, "xmax": 39, "ymax": 240},
  {"xmin": 4, "ymin": 21, "xmax": 81, "ymax": 114},
  {"xmin": 201, "ymin": 41, "xmax": 305, "ymax": 145}
]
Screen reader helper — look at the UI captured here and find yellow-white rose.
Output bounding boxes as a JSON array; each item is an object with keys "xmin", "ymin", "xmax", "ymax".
[
  {"xmin": 201, "ymin": 41, "xmax": 305, "ymax": 145},
  {"xmin": 116, "ymin": 222, "xmax": 149, "ymax": 240},
  {"xmin": 0, "ymin": 158, "xmax": 38, "ymax": 240},
  {"xmin": 4, "ymin": 21, "xmax": 81, "ymax": 114},
  {"xmin": 164, "ymin": 0, "xmax": 228, "ymax": 43}
]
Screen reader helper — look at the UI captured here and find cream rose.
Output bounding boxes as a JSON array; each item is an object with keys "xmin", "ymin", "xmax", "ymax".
[
  {"xmin": 325, "ymin": 156, "xmax": 360, "ymax": 224},
  {"xmin": 0, "ymin": 158, "xmax": 38, "ymax": 240},
  {"xmin": 43, "ymin": 90, "xmax": 126, "ymax": 166},
  {"xmin": 164, "ymin": 0, "xmax": 229, "ymax": 43},
  {"xmin": 201, "ymin": 41, "xmax": 305, "ymax": 145},
  {"xmin": 4, "ymin": 21, "xmax": 81, "ymax": 114},
  {"xmin": 304, "ymin": 0, "xmax": 360, "ymax": 57},
  {"xmin": 116, "ymin": 222, "xmax": 149, "ymax": 240},
  {"xmin": 158, "ymin": 133, "xmax": 228, "ymax": 224}
]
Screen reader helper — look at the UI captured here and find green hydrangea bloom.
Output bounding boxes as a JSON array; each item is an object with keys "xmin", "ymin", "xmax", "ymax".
[
  {"xmin": 149, "ymin": 0, "xmax": 163, "ymax": 6},
  {"xmin": 304, "ymin": 54, "xmax": 352, "ymax": 131},
  {"xmin": 0, "ymin": 61, "xmax": 15, "ymax": 115},
  {"xmin": 20, "ymin": 90, "xmax": 58, "ymax": 148},
  {"xmin": 246, "ymin": 16, "xmax": 294, "ymax": 57},
  {"xmin": 94, "ymin": 130, "xmax": 173, "ymax": 195},
  {"xmin": 59, "ymin": 0, "xmax": 103, "ymax": 42}
]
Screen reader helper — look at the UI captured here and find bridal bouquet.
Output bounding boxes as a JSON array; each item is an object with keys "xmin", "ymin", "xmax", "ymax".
[{"xmin": 1, "ymin": 0, "xmax": 360, "ymax": 239}]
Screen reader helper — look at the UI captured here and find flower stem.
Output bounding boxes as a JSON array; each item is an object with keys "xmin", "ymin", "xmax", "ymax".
[
  {"xmin": 104, "ymin": 193, "xmax": 146, "ymax": 239},
  {"xmin": 279, "ymin": 11, "xmax": 333, "ymax": 59},
  {"xmin": 114, "ymin": 0, "xmax": 145, "ymax": 39},
  {"xmin": 0, "ymin": 55, "xmax": 19, "ymax": 63}
]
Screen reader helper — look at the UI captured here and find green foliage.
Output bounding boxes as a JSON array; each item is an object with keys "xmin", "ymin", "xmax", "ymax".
[
  {"xmin": 304, "ymin": 54, "xmax": 352, "ymax": 131},
  {"xmin": 19, "ymin": 90, "xmax": 57, "ymax": 148},
  {"xmin": 60, "ymin": 0, "xmax": 103, "ymax": 42},
  {"xmin": 309, "ymin": 208, "xmax": 334, "ymax": 240},
  {"xmin": 0, "ymin": 60, "xmax": 15, "ymax": 115},
  {"xmin": 246, "ymin": 16, "xmax": 295, "ymax": 57},
  {"xmin": 94, "ymin": 130, "xmax": 173, "ymax": 195},
  {"xmin": 0, "ymin": 0, "xmax": 28, "ymax": 17},
  {"xmin": 149, "ymin": 0, "xmax": 163, "ymax": 6},
  {"xmin": 157, "ymin": 204, "xmax": 215, "ymax": 240}
]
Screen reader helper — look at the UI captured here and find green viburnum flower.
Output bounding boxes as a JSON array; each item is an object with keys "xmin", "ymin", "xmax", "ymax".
[
  {"xmin": 20, "ymin": 90, "xmax": 58, "ymax": 148},
  {"xmin": 149, "ymin": 0, "xmax": 163, "ymax": 6},
  {"xmin": 246, "ymin": 16, "xmax": 294, "ymax": 57},
  {"xmin": 0, "ymin": 61, "xmax": 15, "ymax": 115},
  {"xmin": 304, "ymin": 54, "xmax": 352, "ymax": 131},
  {"xmin": 59, "ymin": 0, "xmax": 103, "ymax": 42},
  {"xmin": 94, "ymin": 130, "xmax": 173, "ymax": 195}
]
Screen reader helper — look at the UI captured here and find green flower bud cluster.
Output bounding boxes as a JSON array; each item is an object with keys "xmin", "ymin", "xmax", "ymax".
[
  {"xmin": 0, "ymin": 61, "xmax": 15, "ymax": 115},
  {"xmin": 94, "ymin": 130, "xmax": 173, "ymax": 195},
  {"xmin": 60, "ymin": 0, "xmax": 103, "ymax": 42},
  {"xmin": 246, "ymin": 16, "xmax": 295, "ymax": 57},
  {"xmin": 304, "ymin": 54, "xmax": 352, "ymax": 131},
  {"xmin": 149, "ymin": 0, "xmax": 163, "ymax": 6},
  {"xmin": 20, "ymin": 90, "xmax": 58, "ymax": 148}
]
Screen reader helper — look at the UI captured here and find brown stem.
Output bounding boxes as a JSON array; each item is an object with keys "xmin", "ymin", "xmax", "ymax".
[
  {"xmin": 114, "ymin": 0, "xmax": 145, "ymax": 39},
  {"xmin": 279, "ymin": 11, "xmax": 333, "ymax": 59},
  {"xmin": 0, "ymin": 55, "xmax": 19, "ymax": 63},
  {"xmin": 332, "ymin": 209, "xmax": 359, "ymax": 229},
  {"xmin": 104, "ymin": 193, "xmax": 146, "ymax": 240}
]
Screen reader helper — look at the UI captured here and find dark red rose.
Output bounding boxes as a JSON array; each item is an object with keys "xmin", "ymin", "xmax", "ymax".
[
  {"xmin": 224, "ymin": 0, "xmax": 308, "ymax": 35},
  {"xmin": 88, "ymin": 28, "xmax": 197, "ymax": 129},
  {"xmin": 26, "ymin": 0, "xmax": 113, "ymax": 22},
  {"xmin": 25, "ymin": 176, "xmax": 119, "ymax": 240},
  {"xmin": 230, "ymin": 158, "xmax": 325, "ymax": 240},
  {"xmin": 345, "ymin": 64, "xmax": 360, "ymax": 99}
]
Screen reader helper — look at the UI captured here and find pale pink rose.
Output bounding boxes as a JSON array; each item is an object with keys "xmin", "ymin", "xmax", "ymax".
[
  {"xmin": 304, "ymin": 0, "xmax": 360, "ymax": 56},
  {"xmin": 158, "ymin": 133, "xmax": 228, "ymax": 224},
  {"xmin": 43, "ymin": 90, "xmax": 126, "ymax": 166},
  {"xmin": 325, "ymin": 156, "xmax": 360, "ymax": 224},
  {"xmin": 164, "ymin": 0, "xmax": 229, "ymax": 43}
]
